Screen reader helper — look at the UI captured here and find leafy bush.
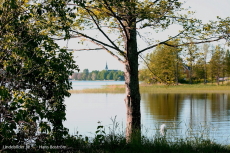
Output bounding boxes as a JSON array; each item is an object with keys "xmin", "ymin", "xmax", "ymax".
[{"xmin": 0, "ymin": 0, "xmax": 78, "ymax": 148}]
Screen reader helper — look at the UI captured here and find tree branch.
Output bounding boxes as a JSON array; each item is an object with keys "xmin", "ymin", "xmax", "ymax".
[
  {"xmin": 138, "ymin": 31, "xmax": 185, "ymax": 54},
  {"xmin": 102, "ymin": 0, "xmax": 129, "ymax": 40},
  {"xmin": 153, "ymin": 0, "xmax": 161, "ymax": 3},
  {"xmin": 66, "ymin": 48, "xmax": 104, "ymax": 51},
  {"xmin": 67, "ymin": 32, "xmax": 125, "ymax": 64},
  {"xmin": 138, "ymin": 29, "xmax": 225, "ymax": 54},
  {"xmin": 84, "ymin": 7, "xmax": 124, "ymax": 55},
  {"xmin": 177, "ymin": 37, "xmax": 224, "ymax": 47},
  {"xmin": 139, "ymin": 54, "xmax": 170, "ymax": 85},
  {"xmin": 87, "ymin": 38, "xmax": 125, "ymax": 64},
  {"xmin": 70, "ymin": 30, "xmax": 121, "ymax": 51}
]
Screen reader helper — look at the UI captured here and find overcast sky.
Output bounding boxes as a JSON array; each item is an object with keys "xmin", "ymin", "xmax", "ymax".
[{"xmin": 58, "ymin": 0, "xmax": 230, "ymax": 72}]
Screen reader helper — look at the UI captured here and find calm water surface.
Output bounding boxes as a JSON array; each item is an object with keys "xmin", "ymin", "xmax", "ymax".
[{"xmin": 64, "ymin": 81, "xmax": 230, "ymax": 144}]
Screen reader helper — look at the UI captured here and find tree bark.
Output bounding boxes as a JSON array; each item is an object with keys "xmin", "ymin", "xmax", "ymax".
[
  {"xmin": 124, "ymin": 61, "xmax": 141, "ymax": 141},
  {"xmin": 175, "ymin": 52, "xmax": 179, "ymax": 85},
  {"xmin": 189, "ymin": 64, "xmax": 193, "ymax": 84},
  {"xmin": 204, "ymin": 62, "xmax": 207, "ymax": 84},
  {"xmin": 124, "ymin": 19, "xmax": 141, "ymax": 141}
]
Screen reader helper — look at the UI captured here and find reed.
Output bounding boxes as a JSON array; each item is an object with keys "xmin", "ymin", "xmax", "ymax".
[
  {"xmin": 69, "ymin": 84, "xmax": 125, "ymax": 93},
  {"xmin": 62, "ymin": 119, "xmax": 230, "ymax": 153},
  {"xmin": 69, "ymin": 84, "xmax": 230, "ymax": 94},
  {"xmin": 140, "ymin": 84, "xmax": 230, "ymax": 93}
]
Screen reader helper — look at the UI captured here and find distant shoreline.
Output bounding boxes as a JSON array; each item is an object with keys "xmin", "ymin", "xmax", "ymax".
[{"xmin": 69, "ymin": 84, "xmax": 230, "ymax": 94}]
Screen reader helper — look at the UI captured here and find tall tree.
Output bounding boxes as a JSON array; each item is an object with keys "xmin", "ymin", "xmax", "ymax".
[
  {"xmin": 70, "ymin": 0, "xmax": 229, "ymax": 140},
  {"xmin": 191, "ymin": 44, "xmax": 210, "ymax": 83},
  {"xmin": 201, "ymin": 44, "xmax": 210, "ymax": 84},
  {"xmin": 183, "ymin": 40, "xmax": 198, "ymax": 84},
  {"xmin": 0, "ymin": 0, "xmax": 78, "ymax": 146},
  {"xmin": 225, "ymin": 49, "xmax": 230, "ymax": 77},
  {"xmin": 140, "ymin": 41, "xmax": 182, "ymax": 84},
  {"xmin": 193, "ymin": 58, "xmax": 205, "ymax": 83},
  {"xmin": 209, "ymin": 45, "xmax": 225, "ymax": 85}
]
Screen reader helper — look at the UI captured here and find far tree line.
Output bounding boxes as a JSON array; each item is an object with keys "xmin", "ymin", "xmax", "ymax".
[
  {"xmin": 71, "ymin": 42, "xmax": 230, "ymax": 85},
  {"xmin": 70, "ymin": 69, "xmax": 125, "ymax": 81},
  {"xmin": 139, "ymin": 42, "xmax": 230, "ymax": 85}
]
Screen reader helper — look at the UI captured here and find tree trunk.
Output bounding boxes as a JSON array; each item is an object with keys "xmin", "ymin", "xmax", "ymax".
[
  {"xmin": 217, "ymin": 68, "xmax": 220, "ymax": 85},
  {"xmin": 204, "ymin": 61, "xmax": 207, "ymax": 84},
  {"xmin": 124, "ymin": 61, "xmax": 141, "ymax": 141},
  {"xmin": 124, "ymin": 19, "xmax": 141, "ymax": 141},
  {"xmin": 217, "ymin": 76, "xmax": 220, "ymax": 85},
  {"xmin": 189, "ymin": 66, "xmax": 192, "ymax": 84},
  {"xmin": 175, "ymin": 52, "xmax": 179, "ymax": 85}
]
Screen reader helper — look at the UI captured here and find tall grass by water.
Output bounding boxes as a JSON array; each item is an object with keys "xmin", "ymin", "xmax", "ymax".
[
  {"xmin": 69, "ymin": 83, "xmax": 230, "ymax": 94},
  {"xmin": 61, "ymin": 118, "xmax": 230, "ymax": 153}
]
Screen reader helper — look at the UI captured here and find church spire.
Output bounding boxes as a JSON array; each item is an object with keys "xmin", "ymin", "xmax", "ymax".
[{"xmin": 105, "ymin": 62, "xmax": 108, "ymax": 71}]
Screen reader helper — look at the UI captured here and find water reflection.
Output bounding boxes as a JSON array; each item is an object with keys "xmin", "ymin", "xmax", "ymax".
[
  {"xmin": 142, "ymin": 93, "xmax": 182, "ymax": 121},
  {"xmin": 142, "ymin": 93, "xmax": 230, "ymax": 122},
  {"xmin": 64, "ymin": 93, "xmax": 230, "ymax": 144},
  {"xmin": 141, "ymin": 93, "xmax": 230, "ymax": 144}
]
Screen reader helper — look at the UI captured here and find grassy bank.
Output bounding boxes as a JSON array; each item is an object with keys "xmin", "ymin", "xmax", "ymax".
[
  {"xmin": 63, "ymin": 135, "xmax": 230, "ymax": 153},
  {"xmin": 69, "ymin": 84, "xmax": 230, "ymax": 94}
]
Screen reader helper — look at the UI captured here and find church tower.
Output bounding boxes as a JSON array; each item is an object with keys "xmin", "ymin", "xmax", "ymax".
[{"xmin": 105, "ymin": 62, "xmax": 108, "ymax": 71}]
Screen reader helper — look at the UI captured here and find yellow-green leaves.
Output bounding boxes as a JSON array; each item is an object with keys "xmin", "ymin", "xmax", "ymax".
[
  {"xmin": 203, "ymin": 24, "xmax": 212, "ymax": 31},
  {"xmin": 140, "ymin": 40, "xmax": 182, "ymax": 84}
]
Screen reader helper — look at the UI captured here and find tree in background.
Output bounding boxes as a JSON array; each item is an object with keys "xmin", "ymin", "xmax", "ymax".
[
  {"xmin": 91, "ymin": 70, "xmax": 99, "ymax": 80},
  {"xmin": 192, "ymin": 44, "xmax": 210, "ymax": 83},
  {"xmin": 106, "ymin": 71, "xmax": 114, "ymax": 80},
  {"xmin": 87, "ymin": 72, "xmax": 92, "ymax": 80},
  {"xmin": 77, "ymin": 72, "xmax": 82, "ymax": 80},
  {"xmin": 209, "ymin": 45, "xmax": 225, "ymax": 85},
  {"xmin": 139, "ymin": 69, "xmax": 154, "ymax": 84},
  {"xmin": 72, "ymin": 72, "xmax": 78, "ymax": 80},
  {"xmin": 201, "ymin": 44, "xmax": 210, "ymax": 84},
  {"xmin": 115, "ymin": 70, "xmax": 125, "ymax": 81},
  {"xmin": 82, "ymin": 69, "xmax": 89, "ymax": 80},
  {"xmin": 140, "ymin": 41, "xmax": 182, "ymax": 84},
  {"xmin": 183, "ymin": 41, "xmax": 199, "ymax": 84},
  {"xmin": 97, "ymin": 70, "xmax": 107, "ymax": 80},
  {"xmin": 193, "ymin": 57, "xmax": 205, "ymax": 83},
  {"xmin": 0, "ymin": 0, "xmax": 78, "ymax": 146},
  {"xmin": 225, "ymin": 49, "xmax": 230, "ymax": 77}
]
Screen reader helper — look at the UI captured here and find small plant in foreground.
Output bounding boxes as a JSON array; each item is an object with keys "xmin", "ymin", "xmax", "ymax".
[{"xmin": 93, "ymin": 121, "xmax": 106, "ymax": 145}]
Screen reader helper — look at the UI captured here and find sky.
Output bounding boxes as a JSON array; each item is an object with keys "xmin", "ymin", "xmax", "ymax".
[{"xmin": 58, "ymin": 0, "xmax": 230, "ymax": 72}]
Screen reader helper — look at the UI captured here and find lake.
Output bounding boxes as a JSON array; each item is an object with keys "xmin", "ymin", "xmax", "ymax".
[{"xmin": 64, "ymin": 81, "xmax": 230, "ymax": 144}]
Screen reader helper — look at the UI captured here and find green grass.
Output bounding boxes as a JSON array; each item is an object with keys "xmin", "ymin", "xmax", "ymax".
[
  {"xmin": 63, "ymin": 135, "xmax": 229, "ymax": 153},
  {"xmin": 69, "ymin": 83, "xmax": 230, "ymax": 94}
]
